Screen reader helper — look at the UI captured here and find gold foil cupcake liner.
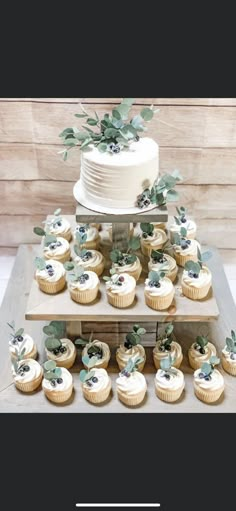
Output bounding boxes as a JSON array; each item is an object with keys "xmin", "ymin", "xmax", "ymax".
[
  {"xmin": 82, "ymin": 379, "xmax": 112, "ymax": 404},
  {"xmin": 194, "ymin": 382, "xmax": 224, "ymax": 403},
  {"xmin": 106, "ymin": 289, "xmax": 136, "ymax": 308},
  {"xmin": 69, "ymin": 284, "xmax": 99, "ymax": 304},
  {"xmin": 37, "ymin": 275, "xmax": 66, "ymax": 294},
  {"xmin": 144, "ymin": 289, "xmax": 174, "ymax": 310}
]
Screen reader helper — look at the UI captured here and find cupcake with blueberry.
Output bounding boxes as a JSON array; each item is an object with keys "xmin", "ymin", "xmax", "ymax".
[
  {"xmin": 194, "ymin": 356, "xmax": 224, "ymax": 403},
  {"xmin": 116, "ymin": 324, "xmax": 146, "ymax": 372},
  {"xmin": 188, "ymin": 333, "xmax": 217, "ymax": 370},
  {"xmin": 169, "ymin": 206, "xmax": 197, "ymax": 243},
  {"xmin": 33, "ymin": 226, "xmax": 71, "ymax": 264},
  {"xmin": 172, "ymin": 226, "xmax": 200, "ymax": 268},
  {"xmin": 140, "ymin": 223, "xmax": 168, "ymax": 257},
  {"xmin": 8, "ymin": 321, "xmax": 37, "ymax": 360},
  {"xmin": 182, "ymin": 248, "xmax": 212, "ymax": 300},
  {"xmin": 116, "ymin": 355, "xmax": 147, "ymax": 406},
  {"xmin": 12, "ymin": 346, "xmax": 43, "ymax": 393},
  {"xmin": 110, "ymin": 236, "xmax": 142, "ymax": 281},
  {"xmin": 74, "ymin": 223, "xmax": 100, "ymax": 250},
  {"xmin": 75, "ymin": 335, "xmax": 111, "ymax": 369},
  {"xmin": 43, "ymin": 322, "xmax": 76, "ymax": 369},
  {"xmin": 35, "ymin": 257, "xmax": 66, "ymax": 294},
  {"xmin": 42, "ymin": 360, "xmax": 73, "ymax": 403},
  {"xmin": 148, "ymin": 249, "xmax": 178, "ymax": 283},
  {"xmin": 222, "ymin": 329, "xmax": 236, "ymax": 376},
  {"xmin": 66, "ymin": 265, "xmax": 99, "ymax": 304},
  {"xmin": 144, "ymin": 269, "xmax": 174, "ymax": 311},
  {"xmin": 153, "ymin": 323, "xmax": 183, "ymax": 369},
  {"xmin": 104, "ymin": 270, "xmax": 136, "ymax": 308},
  {"xmin": 155, "ymin": 354, "xmax": 185, "ymax": 402},
  {"xmin": 43, "ymin": 208, "xmax": 72, "ymax": 242},
  {"xmin": 72, "ymin": 242, "xmax": 104, "ymax": 277},
  {"xmin": 80, "ymin": 355, "xmax": 111, "ymax": 404}
]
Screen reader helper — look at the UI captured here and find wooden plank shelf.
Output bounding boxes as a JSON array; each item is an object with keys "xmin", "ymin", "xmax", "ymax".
[{"xmin": 75, "ymin": 202, "xmax": 168, "ymax": 223}]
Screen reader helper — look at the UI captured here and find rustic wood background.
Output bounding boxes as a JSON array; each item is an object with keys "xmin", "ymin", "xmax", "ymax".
[{"xmin": 0, "ymin": 97, "xmax": 236, "ymax": 249}]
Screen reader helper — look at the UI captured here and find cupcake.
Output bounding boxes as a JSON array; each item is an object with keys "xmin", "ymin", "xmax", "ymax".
[
  {"xmin": 152, "ymin": 222, "xmax": 167, "ymax": 231},
  {"xmin": 74, "ymin": 224, "xmax": 100, "ymax": 250},
  {"xmin": 188, "ymin": 334, "xmax": 217, "ymax": 370},
  {"xmin": 108, "ymin": 223, "xmax": 134, "ymax": 242},
  {"xmin": 148, "ymin": 249, "xmax": 178, "ymax": 283},
  {"xmin": 42, "ymin": 360, "xmax": 73, "ymax": 403},
  {"xmin": 155, "ymin": 354, "xmax": 185, "ymax": 402},
  {"xmin": 116, "ymin": 324, "xmax": 146, "ymax": 372},
  {"xmin": 12, "ymin": 355, "xmax": 43, "ymax": 393},
  {"xmin": 80, "ymin": 356, "xmax": 111, "ymax": 404},
  {"xmin": 44, "ymin": 328, "xmax": 76, "ymax": 369},
  {"xmin": 153, "ymin": 323, "xmax": 183, "ymax": 369},
  {"xmin": 67, "ymin": 265, "xmax": 99, "ymax": 304},
  {"xmin": 140, "ymin": 223, "xmax": 168, "ymax": 257},
  {"xmin": 182, "ymin": 251, "xmax": 212, "ymax": 300},
  {"xmin": 110, "ymin": 236, "xmax": 142, "ymax": 281},
  {"xmin": 104, "ymin": 271, "xmax": 136, "ymax": 308},
  {"xmin": 169, "ymin": 206, "xmax": 197, "ymax": 243},
  {"xmin": 8, "ymin": 321, "xmax": 37, "ymax": 360},
  {"xmin": 172, "ymin": 226, "xmax": 200, "ymax": 267},
  {"xmin": 75, "ymin": 337, "xmax": 111, "ymax": 369},
  {"xmin": 222, "ymin": 330, "xmax": 236, "ymax": 376},
  {"xmin": 144, "ymin": 270, "xmax": 174, "ymax": 310},
  {"xmin": 194, "ymin": 356, "xmax": 224, "ymax": 403},
  {"xmin": 116, "ymin": 356, "xmax": 147, "ymax": 406},
  {"xmin": 44, "ymin": 208, "xmax": 72, "ymax": 241},
  {"xmin": 73, "ymin": 246, "xmax": 104, "ymax": 277},
  {"xmin": 35, "ymin": 257, "xmax": 66, "ymax": 294},
  {"xmin": 33, "ymin": 225, "xmax": 71, "ymax": 264}
]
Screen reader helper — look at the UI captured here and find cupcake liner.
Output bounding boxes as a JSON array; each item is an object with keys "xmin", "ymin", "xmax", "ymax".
[
  {"xmin": 37, "ymin": 275, "xmax": 66, "ymax": 294},
  {"xmin": 106, "ymin": 289, "xmax": 136, "ymax": 308},
  {"xmin": 82, "ymin": 379, "xmax": 112, "ymax": 404},
  {"xmin": 222, "ymin": 357, "xmax": 236, "ymax": 376},
  {"xmin": 153, "ymin": 352, "xmax": 183, "ymax": 370},
  {"xmin": 79, "ymin": 236, "xmax": 101, "ymax": 250},
  {"xmin": 83, "ymin": 260, "xmax": 105, "ymax": 277},
  {"xmin": 116, "ymin": 355, "xmax": 146, "ymax": 373},
  {"xmin": 181, "ymin": 280, "xmax": 211, "ymax": 300},
  {"xmin": 44, "ymin": 248, "xmax": 71, "ymax": 264},
  {"xmin": 117, "ymin": 388, "xmax": 146, "ymax": 406},
  {"xmin": 69, "ymin": 284, "xmax": 99, "ymax": 304},
  {"xmin": 141, "ymin": 240, "xmax": 165, "ymax": 257},
  {"xmin": 174, "ymin": 251, "xmax": 198, "ymax": 268},
  {"xmin": 43, "ymin": 384, "xmax": 73, "ymax": 403},
  {"xmin": 144, "ymin": 289, "xmax": 174, "ymax": 311},
  {"xmin": 59, "ymin": 230, "xmax": 72, "ymax": 242},
  {"xmin": 194, "ymin": 382, "xmax": 224, "ymax": 403},
  {"xmin": 155, "ymin": 383, "xmax": 184, "ymax": 402},
  {"xmin": 15, "ymin": 369, "xmax": 43, "ymax": 393},
  {"xmin": 47, "ymin": 348, "xmax": 77, "ymax": 370},
  {"xmin": 125, "ymin": 264, "xmax": 142, "ymax": 281}
]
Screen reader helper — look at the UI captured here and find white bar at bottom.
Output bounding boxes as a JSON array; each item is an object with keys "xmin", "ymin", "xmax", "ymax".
[{"xmin": 76, "ymin": 504, "xmax": 160, "ymax": 508}]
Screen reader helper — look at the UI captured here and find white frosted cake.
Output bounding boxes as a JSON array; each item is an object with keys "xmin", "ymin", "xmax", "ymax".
[{"xmin": 75, "ymin": 137, "xmax": 159, "ymax": 213}]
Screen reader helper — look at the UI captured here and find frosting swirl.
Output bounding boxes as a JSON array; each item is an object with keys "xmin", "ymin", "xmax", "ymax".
[
  {"xmin": 69, "ymin": 270, "xmax": 99, "ymax": 290},
  {"xmin": 141, "ymin": 228, "xmax": 167, "ymax": 247},
  {"xmin": 155, "ymin": 368, "xmax": 184, "ymax": 390},
  {"xmin": 9, "ymin": 333, "xmax": 35, "ymax": 357},
  {"xmin": 170, "ymin": 219, "xmax": 196, "ymax": 236},
  {"xmin": 174, "ymin": 239, "xmax": 200, "ymax": 256},
  {"xmin": 83, "ymin": 368, "xmax": 110, "ymax": 392},
  {"xmin": 153, "ymin": 340, "xmax": 182, "ymax": 361},
  {"xmin": 45, "ymin": 339, "xmax": 75, "ymax": 361},
  {"xmin": 116, "ymin": 371, "xmax": 147, "ymax": 395},
  {"xmin": 106, "ymin": 273, "xmax": 136, "ymax": 295},
  {"xmin": 182, "ymin": 266, "xmax": 212, "ymax": 288},
  {"xmin": 222, "ymin": 346, "xmax": 236, "ymax": 364},
  {"xmin": 117, "ymin": 344, "xmax": 145, "ymax": 366},
  {"xmin": 47, "ymin": 217, "xmax": 71, "ymax": 236},
  {"xmin": 13, "ymin": 359, "xmax": 42, "ymax": 383},
  {"xmin": 74, "ymin": 225, "xmax": 99, "ymax": 241},
  {"xmin": 145, "ymin": 276, "xmax": 173, "ymax": 296},
  {"xmin": 194, "ymin": 368, "xmax": 224, "ymax": 390},
  {"xmin": 73, "ymin": 250, "xmax": 103, "ymax": 269},
  {"xmin": 42, "ymin": 367, "xmax": 73, "ymax": 392},
  {"xmin": 148, "ymin": 254, "xmax": 176, "ymax": 273},
  {"xmin": 43, "ymin": 237, "xmax": 70, "ymax": 257},
  {"xmin": 189, "ymin": 342, "xmax": 216, "ymax": 362},
  {"xmin": 36, "ymin": 259, "xmax": 65, "ymax": 282},
  {"xmin": 112, "ymin": 257, "xmax": 141, "ymax": 273}
]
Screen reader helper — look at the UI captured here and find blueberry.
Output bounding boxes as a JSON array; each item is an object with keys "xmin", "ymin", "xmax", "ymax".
[
  {"xmin": 154, "ymin": 282, "xmax": 161, "ymax": 288},
  {"xmin": 119, "ymin": 276, "xmax": 125, "ymax": 282},
  {"xmin": 149, "ymin": 281, "xmax": 155, "ymax": 288},
  {"xmin": 135, "ymin": 135, "xmax": 140, "ymax": 141},
  {"xmin": 92, "ymin": 377, "xmax": 98, "ymax": 383},
  {"xmin": 166, "ymin": 345, "xmax": 171, "ymax": 351},
  {"xmin": 16, "ymin": 335, "xmax": 24, "ymax": 343},
  {"xmin": 124, "ymin": 341, "xmax": 131, "ymax": 349},
  {"xmin": 204, "ymin": 375, "xmax": 211, "ymax": 381},
  {"xmin": 198, "ymin": 372, "xmax": 205, "ymax": 379},
  {"xmin": 142, "ymin": 232, "xmax": 148, "ymax": 239},
  {"xmin": 230, "ymin": 353, "xmax": 236, "ymax": 360},
  {"xmin": 56, "ymin": 221, "xmax": 62, "ymax": 227},
  {"xmin": 188, "ymin": 271, "xmax": 194, "ymax": 278},
  {"xmin": 86, "ymin": 251, "xmax": 92, "ymax": 258},
  {"xmin": 159, "ymin": 345, "xmax": 165, "ymax": 352},
  {"xmin": 60, "ymin": 346, "xmax": 67, "ymax": 354},
  {"xmin": 79, "ymin": 276, "xmax": 86, "ymax": 284},
  {"xmin": 50, "ymin": 379, "xmax": 56, "ymax": 387},
  {"xmin": 143, "ymin": 199, "xmax": 151, "ymax": 207},
  {"xmin": 186, "ymin": 239, "xmax": 191, "ymax": 245},
  {"xmin": 110, "ymin": 143, "xmax": 120, "ymax": 153},
  {"xmin": 84, "ymin": 274, "xmax": 89, "ymax": 280},
  {"xmin": 23, "ymin": 365, "xmax": 30, "ymax": 372},
  {"xmin": 199, "ymin": 348, "xmax": 205, "ymax": 355},
  {"xmin": 48, "ymin": 271, "xmax": 54, "ymax": 276},
  {"xmin": 181, "ymin": 242, "xmax": 188, "ymax": 250},
  {"xmin": 20, "ymin": 371, "xmax": 25, "ymax": 377},
  {"xmin": 181, "ymin": 217, "xmax": 187, "ymax": 223},
  {"xmin": 137, "ymin": 200, "xmax": 145, "ymax": 209},
  {"xmin": 50, "ymin": 243, "xmax": 56, "ymax": 250},
  {"xmin": 193, "ymin": 273, "xmax": 199, "ymax": 279},
  {"xmin": 79, "ymin": 227, "xmax": 85, "ymax": 233},
  {"xmin": 117, "ymin": 281, "xmax": 122, "ymax": 286},
  {"xmin": 86, "ymin": 381, "xmax": 93, "ymax": 387},
  {"xmin": 164, "ymin": 373, "xmax": 170, "ymax": 380},
  {"xmin": 46, "ymin": 264, "xmax": 52, "ymax": 270},
  {"xmin": 56, "ymin": 241, "xmax": 62, "ymax": 247},
  {"xmin": 53, "ymin": 348, "xmax": 60, "ymax": 355},
  {"xmin": 57, "ymin": 378, "xmax": 63, "ymax": 384},
  {"xmin": 12, "ymin": 339, "xmax": 18, "ymax": 345}
]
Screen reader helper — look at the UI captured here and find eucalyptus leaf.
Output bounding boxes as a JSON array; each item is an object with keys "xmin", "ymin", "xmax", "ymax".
[
  {"xmin": 7, "ymin": 322, "xmax": 14, "ymax": 330},
  {"xmin": 148, "ymin": 270, "xmax": 159, "ymax": 282},
  {"xmin": 174, "ymin": 216, "xmax": 181, "ymax": 225},
  {"xmin": 87, "ymin": 356, "xmax": 98, "ymax": 369},
  {"xmin": 231, "ymin": 330, "xmax": 236, "ymax": 342},
  {"xmin": 33, "ymin": 226, "xmax": 45, "ymax": 237},
  {"xmin": 82, "ymin": 354, "xmax": 90, "ymax": 367},
  {"xmin": 15, "ymin": 328, "xmax": 24, "ymax": 337},
  {"xmin": 140, "ymin": 107, "xmax": 154, "ymax": 121},
  {"xmin": 87, "ymin": 118, "xmax": 98, "ymax": 126},
  {"xmin": 74, "ymin": 113, "xmax": 88, "ymax": 118},
  {"xmin": 64, "ymin": 261, "xmax": 75, "ymax": 271},
  {"xmin": 112, "ymin": 109, "xmax": 121, "ymax": 120},
  {"xmin": 137, "ymin": 328, "xmax": 146, "ymax": 335},
  {"xmin": 128, "ymin": 236, "xmax": 141, "ymax": 251},
  {"xmin": 75, "ymin": 338, "xmax": 87, "ymax": 346},
  {"xmin": 44, "ymin": 360, "xmax": 57, "ymax": 371},
  {"xmin": 45, "ymin": 337, "xmax": 61, "ymax": 351},
  {"xmin": 98, "ymin": 143, "xmax": 107, "ymax": 153},
  {"xmin": 122, "ymin": 98, "xmax": 135, "ymax": 106},
  {"xmin": 54, "ymin": 208, "xmax": 61, "ymax": 216},
  {"xmin": 166, "ymin": 189, "xmax": 179, "ymax": 202},
  {"xmin": 180, "ymin": 226, "xmax": 187, "ymax": 237},
  {"xmin": 201, "ymin": 250, "xmax": 212, "ymax": 263},
  {"xmin": 34, "ymin": 257, "xmax": 46, "ymax": 271},
  {"xmin": 226, "ymin": 337, "xmax": 234, "ymax": 352},
  {"xmin": 54, "ymin": 367, "xmax": 62, "ymax": 378},
  {"xmin": 79, "ymin": 369, "xmax": 88, "ymax": 382},
  {"xmin": 201, "ymin": 362, "xmax": 211, "ymax": 376},
  {"xmin": 80, "ymin": 138, "xmax": 93, "ymax": 150},
  {"xmin": 43, "ymin": 324, "xmax": 57, "ymax": 336},
  {"xmin": 210, "ymin": 355, "xmax": 220, "ymax": 366},
  {"xmin": 44, "ymin": 371, "xmax": 57, "ymax": 380}
]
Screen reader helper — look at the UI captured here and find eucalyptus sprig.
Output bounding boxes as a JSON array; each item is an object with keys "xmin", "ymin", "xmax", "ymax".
[
  {"xmin": 79, "ymin": 355, "xmax": 99, "ymax": 386},
  {"xmin": 184, "ymin": 249, "xmax": 212, "ymax": 279},
  {"xmin": 174, "ymin": 206, "xmax": 188, "ymax": 225},
  {"xmin": 124, "ymin": 325, "xmax": 146, "ymax": 349},
  {"xmin": 160, "ymin": 354, "xmax": 177, "ymax": 380},
  {"xmin": 110, "ymin": 236, "xmax": 140, "ymax": 267},
  {"xmin": 198, "ymin": 356, "xmax": 220, "ymax": 381},
  {"xmin": 33, "ymin": 226, "xmax": 58, "ymax": 249},
  {"xmin": 43, "ymin": 360, "xmax": 63, "ymax": 387},
  {"xmin": 11, "ymin": 344, "xmax": 28, "ymax": 377},
  {"xmin": 172, "ymin": 226, "xmax": 192, "ymax": 250},
  {"xmin": 140, "ymin": 223, "xmax": 154, "ymax": 238},
  {"xmin": 43, "ymin": 321, "xmax": 67, "ymax": 355},
  {"xmin": 147, "ymin": 268, "xmax": 167, "ymax": 288},
  {"xmin": 7, "ymin": 321, "xmax": 25, "ymax": 347},
  {"xmin": 103, "ymin": 268, "xmax": 124, "ymax": 286},
  {"xmin": 34, "ymin": 257, "xmax": 47, "ymax": 271},
  {"xmin": 65, "ymin": 265, "xmax": 89, "ymax": 284},
  {"xmin": 43, "ymin": 208, "xmax": 63, "ymax": 229},
  {"xmin": 59, "ymin": 98, "xmax": 159, "ymax": 160},
  {"xmin": 157, "ymin": 324, "xmax": 174, "ymax": 352},
  {"xmin": 194, "ymin": 335, "xmax": 209, "ymax": 354},
  {"xmin": 137, "ymin": 169, "xmax": 183, "ymax": 209},
  {"xmin": 75, "ymin": 334, "xmax": 103, "ymax": 360},
  {"xmin": 225, "ymin": 330, "xmax": 236, "ymax": 357},
  {"xmin": 74, "ymin": 224, "xmax": 90, "ymax": 245},
  {"xmin": 121, "ymin": 355, "xmax": 145, "ymax": 377}
]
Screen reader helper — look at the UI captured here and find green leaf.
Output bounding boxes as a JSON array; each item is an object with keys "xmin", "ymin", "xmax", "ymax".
[
  {"xmin": 137, "ymin": 328, "xmax": 146, "ymax": 335},
  {"xmin": 97, "ymin": 143, "xmax": 107, "ymax": 153},
  {"xmin": 59, "ymin": 128, "xmax": 74, "ymax": 137},
  {"xmin": 196, "ymin": 335, "xmax": 208, "ymax": 349},
  {"xmin": 79, "ymin": 369, "xmax": 88, "ymax": 382},
  {"xmin": 54, "ymin": 208, "xmax": 61, "ymax": 216},
  {"xmin": 103, "ymin": 276, "xmax": 111, "ymax": 281},
  {"xmin": 120, "ymin": 125, "xmax": 137, "ymax": 139},
  {"xmin": 104, "ymin": 128, "xmax": 119, "ymax": 139},
  {"xmin": 231, "ymin": 330, "xmax": 236, "ymax": 342},
  {"xmin": 87, "ymin": 118, "xmax": 98, "ymax": 126},
  {"xmin": 201, "ymin": 250, "xmax": 212, "ymax": 263},
  {"xmin": 226, "ymin": 337, "xmax": 234, "ymax": 351},
  {"xmin": 80, "ymin": 138, "xmax": 92, "ymax": 150},
  {"xmin": 140, "ymin": 223, "xmax": 154, "ymax": 236},
  {"xmin": 33, "ymin": 226, "xmax": 45, "ymax": 237},
  {"xmin": 110, "ymin": 249, "xmax": 123, "ymax": 263},
  {"xmin": 63, "ymin": 151, "xmax": 68, "ymax": 161},
  {"xmin": 54, "ymin": 367, "xmax": 62, "ymax": 378},
  {"xmin": 50, "ymin": 321, "xmax": 66, "ymax": 339},
  {"xmin": 73, "ymin": 132, "xmax": 90, "ymax": 141},
  {"xmin": 166, "ymin": 189, "xmax": 179, "ymax": 202},
  {"xmin": 201, "ymin": 362, "xmax": 211, "ymax": 375},
  {"xmin": 64, "ymin": 138, "xmax": 77, "ymax": 146},
  {"xmin": 87, "ymin": 355, "xmax": 98, "ymax": 369},
  {"xmin": 174, "ymin": 216, "xmax": 181, "ymax": 225},
  {"xmin": 44, "ymin": 234, "xmax": 57, "ymax": 247},
  {"xmin": 64, "ymin": 261, "xmax": 75, "ymax": 271},
  {"xmin": 82, "ymin": 354, "xmax": 90, "ymax": 366},
  {"xmin": 184, "ymin": 261, "xmax": 201, "ymax": 274},
  {"xmin": 122, "ymin": 98, "xmax": 135, "ymax": 106},
  {"xmin": 131, "ymin": 115, "xmax": 144, "ymax": 130},
  {"xmin": 148, "ymin": 270, "xmax": 159, "ymax": 282},
  {"xmin": 112, "ymin": 109, "xmax": 121, "ymax": 120},
  {"xmin": 140, "ymin": 107, "xmax": 154, "ymax": 121},
  {"xmin": 160, "ymin": 355, "xmax": 172, "ymax": 371},
  {"xmin": 7, "ymin": 322, "xmax": 15, "ymax": 330},
  {"xmin": 75, "ymin": 265, "xmax": 84, "ymax": 278},
  {"xmin": 75, "ymin": 338, "xmax": 87, "ymax": 346},
  {"xmin": 165, "ymin": 324, "xmax": 174, "ymax": 336},
  {"xmin": 44, "ymin": 360, "xmax": 56, "ymax": 371},
  {"xmin": 116, "ymin": 103, "xmax": 130, "ymax": 120},
  {"xmin": 34, "ymin": 257, "xmax": 46, "ymax": 271},
  {"xmin": 74, "ymin": 113, "xmax": 88, "ymax": 118},
  {"xmin": 44, "ymin": 371, "xmax": 56, "ymax": 380},
  {"xmin": 210, "ymin": 355, "xmax": 220, "ymax": 366},
  {"xmin": 45, "ymin": 337, "xmax": 61, "ymax": 351},
  {"xmin": 15, "ymin": 328, "xmax": 24, "ymax": 337},
  {"xmin": 43, "ymin": 324, "xmax": 57, "ymax": 336},
  {"xmin": 180, "ymin": 226, "xmax": 187, "ymax": 237}
]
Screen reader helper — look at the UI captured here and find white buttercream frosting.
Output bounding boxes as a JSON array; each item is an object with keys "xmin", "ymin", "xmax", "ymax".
[
  {"xmin": 36, "ymin": 260, "xmax": 65, "ymax": 282},
  {"xmin": 153, "ymin": 341, "xmax": 182, "ymax": 362},
  {"xmin": 112, "ymin": 256, "xmax": 141, "ymax": 274},
  {"xmin": 148, "ymin": 254, "xmax": 176, "ymax": 273},
  {"xmin": 145, "ymin": 276, "xmax": 173, "ymax": 296},
  {"xmin": 189, "ymin": 342, "xmax": 216, "ymax": 363},
  {"xmin": 45, "ymin": 339, "xmax": 75, "ymax": 361},
  {"xmin": 80, "ymin": 137, "xmax": 159, "ymax": 209},
  {"xmin": 170, "ymin": 219, "xmax": 197, "ymax": 235},
  {"xmin": 105, "ymin": 273, "xmax": 136, "ymax": 295},
  {"xmin": 69, "ymin": 270, "xmax": 99, "ymax": 290},
  {"xmin": 155, "ymin": 368, "xmax": 185, "ymax": 390},
  {"xmin": 222, "ymin": 346, "xmax": 236, "ymax": 364},
  {"xmin": 43, "ymin": 237, "xmax": 70, "ymax": 256},
  {"xmin": 13, "ymin": 359, "xmax": 42, "ymax": 383},
  {"xmin": 141, "ymin": 229, "xmax": 167, "ymax": 247},
  {"xmin": 47, "ymin": 217, "xmax": 71, "ymax": 236},
  {"xmin": 73, "ymin": 250, "xmax": 103, "ymax": 269},
  {"xmin": 82, "ymin": 340, "xmax": 110, "ymax": 366},
  {"xmin": 174, "ymin": 239, "xmax": 200, "ymax": 256},
  {"xmin": 42, "ymin": 367, "xmax": 73, "ymax": 392},
  {"xmin": 74, "ymin": 225, "xmax": 99, "ymax": 241},
  {"xmin": 182, "ymin": 266, "xmax": 212, "ymax": 288},
  {"xmin": 83, "ymin": 368, "xmax": 110, "ymax": 392},
  {"xmin": 117, "ymin": 344, "xmax": 145, "ymax": 366},
  {"xmin": 116, "ymin": 371, "xmax": 147, "ymax": 395},
  {"xmin": 9, "ymin": 333, "xmax": 35, "ymax": 356},
  {"xmin": 194, "ymin": 368, "xmax": 224, "ymax": 390}
]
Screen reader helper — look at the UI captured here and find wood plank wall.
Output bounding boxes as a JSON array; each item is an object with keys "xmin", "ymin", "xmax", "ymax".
[{"xmin": 0, "ymin": 98, "xmax": 236, "ymax": 249}]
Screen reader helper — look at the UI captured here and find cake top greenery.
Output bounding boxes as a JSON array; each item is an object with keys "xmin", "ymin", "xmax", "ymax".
[
  {"xmin": 121, "ymin": 355, "xmax": 144, "ymax": 376},
  {"xmin": 124, "ymin": 324, "xmax": 146, "ymax": 349},
  {"xmin": 110, "ymin": 236, "xmax": 141, "ymax": 266},
  {"xmin": 137, "ymin": 169, "xmax": 182, "ymax": 209},
  {"xmin": 198, "ymin": 356, "xmax": 220, "ymax": 381},
  {"xmin": 59, "ymin": 98, "xmax": 159, "ymax": 159},
  {"xmin": 43, "ymin": 321, "xmax": 67, "ymax": 355},
  {"xmin": 184, "ymin": 248, "xmax": 212, "ymax": 279},
  {"xmin": 225, "ymin": 330, "xmax": 236, "ymax": 357},
  {"xmin": 157, "ymin": 323, "xmax": 174, "ymax": 351}
]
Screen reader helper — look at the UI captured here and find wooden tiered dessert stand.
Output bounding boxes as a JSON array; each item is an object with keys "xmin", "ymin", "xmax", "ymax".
[{"xmin": 0, "ymin": 203, "xmax": 236, "ymax": 412}]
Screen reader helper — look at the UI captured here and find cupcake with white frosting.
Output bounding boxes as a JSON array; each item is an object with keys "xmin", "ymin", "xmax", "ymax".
[
  {"xmin": 44, "ymin": 322, "xmax": 76, "ymax": 369},
  {"xmin": 188, "ymin": 334, "xmax": 217, "ymax": 370},
  {"xmin": 33, "ymin": 224, "xmax": 71, "ymax": 264},
  {"xmin": 116, "ymin": 355, "xmax": 147, "ymax": 406},
  {"xmin": 182, "ymin": 249, "xmax": 212, "ymax": 300},
  {"xmin": 110, "ymin": 236, "xmax": 142, "ymax": 281},
  {"xmin": 144, "ymin": 269, "xmax": 174, "ymax": 310},
  {"xmin": 80, "ymin": 356, "xmax": 111, "ymax": 404},
  {"xmin": 74, "ymin": 223, "xmax": 100, "ymax": 250},
  {"xmin": 35, "ymin": 257, "xmax": 66, "ymax": 294},
  {"xmin": 153, "ymin": 323, "xmax": 183, "ymax": 369},
  {"xmin": 73, "ymin": 245, "xmax": 104, "ymax": 277},
  {"xmin": 104, "ymin": 271, "xmax": 136, "ymax": 308},
  {"xmin": 140, "ymin": 223, "xmax": 167, "ymax": 257},
  {"xmin": 155, "ymin": 354, "xmax": 185, "ymax": 402},
  {"xmin": 42, "ymin": 360, "xmax": 73, "ymax": 403},
  {"xmin": 44, "ymin": 208, "xmax": 72, "ymax": 242},
  {"xmin": 194, "ymin": 356, "xmax": 224, "ymax": 403},
  {"xmin": 116, "ymin": 324, "xmax": 146, "ymax": 372},
  {"xmin": 148, "ymin": 249, "xmax": 178, "ymax": 283},
  {"xmin": 169, "ymin": 206, "xmax": 197, "ymax": 243},
  {"xmin": 66, "ymin": 265, "xmax": 99, "ymax": 304},
  {"xmin": 222, "ymin": 329, "xmax": 236, "ymax": 376},
  {"xmin": 75, "ymin": 336, "xmax": 110, "ymax": 369},
  {"xmin": 172, "ymin": 226, "xmax": 200, "ymax": 268},
  {"xmin": 8, "ymin": 321, "xmax": 37, "ymax": 360},
  {"xmin": 12, "ymin": 354, "xmax": 43, "ymax": 393}
]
